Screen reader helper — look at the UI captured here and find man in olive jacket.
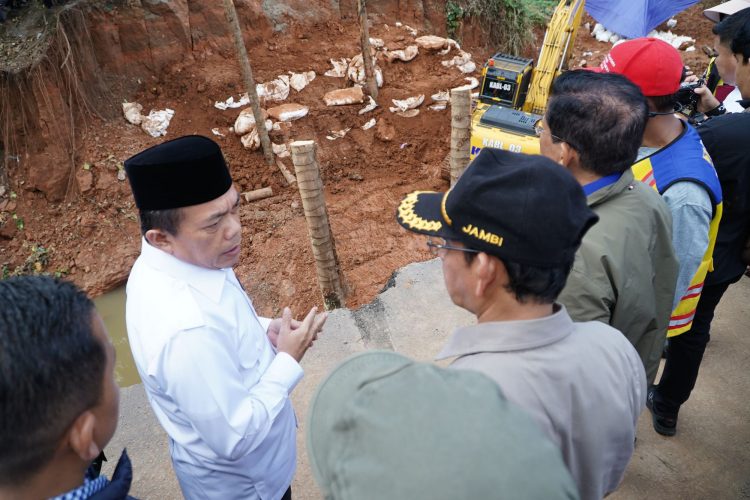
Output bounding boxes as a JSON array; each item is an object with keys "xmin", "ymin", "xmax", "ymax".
[{"xmin": 546, "ymin": 71, "xmax": 679, "ymax": 384}]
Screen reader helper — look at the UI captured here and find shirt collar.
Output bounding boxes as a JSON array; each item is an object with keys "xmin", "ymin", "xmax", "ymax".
[
  {"xmin": 139, "ymin": 238, "xmax": 229, "ymax": 303},
  {"xmin": 435, "ymin": 304, "xmax": 574, "ymax": 360},
  {"xmin": 585, "ymin": 168, "xmax": 635, "ymax": 208},
  {"xmin": 740, "ymin": 99, "xmax": 750, "ymax": 110},
  {"xmin": 49, "ymin": 475, "xmax": 108, "ymax": 500},
  {"xmin": 582, "ymin": 172, "xmax": 621, "ymax": 196}
]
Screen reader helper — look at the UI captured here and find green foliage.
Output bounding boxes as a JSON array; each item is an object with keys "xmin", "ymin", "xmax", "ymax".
[
  {"xmin": 1, "ymin": 243, "xmax": 51, "ymax": 279},
  {"xmin": 449, "ymin": 0, "xmax": 557, "ymax": 55},
  {"xmin": 446, "ymin": 1, "xmax": 464, "ymax": 41}
]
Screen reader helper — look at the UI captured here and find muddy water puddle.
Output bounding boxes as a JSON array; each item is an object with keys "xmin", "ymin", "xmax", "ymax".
[{"xmin": 94, "ymin": 286, "xmax": 141, "ymax": 387}]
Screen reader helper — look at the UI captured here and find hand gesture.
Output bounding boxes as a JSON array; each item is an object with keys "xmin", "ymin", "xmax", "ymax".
[
  {"xmin": 276, "ymin": 307, "xmax": 328, "ymax": 362},
  {"xmin": 694, "ymin": 84, "xmax": 721, "ymax": 114}
]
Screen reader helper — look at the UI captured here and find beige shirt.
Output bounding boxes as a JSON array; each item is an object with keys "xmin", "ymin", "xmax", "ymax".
[{"xmin": 436, "ymin": 305, "xmax": 646, "ymax": 500}]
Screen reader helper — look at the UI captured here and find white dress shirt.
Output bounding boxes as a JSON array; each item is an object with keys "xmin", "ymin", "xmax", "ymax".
[{"xmin": 126, "ymin": 239, "xmax": 303, "ymax": 500}]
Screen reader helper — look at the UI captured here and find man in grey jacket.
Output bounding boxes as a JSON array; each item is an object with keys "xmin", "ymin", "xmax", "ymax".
[
  {"xmin": 546, "ymin": 71, "xmax": 679, "ymax": 385},
  {"xmin": 396, "ymin": 148, "xmax": 647, "ymax": 500}
]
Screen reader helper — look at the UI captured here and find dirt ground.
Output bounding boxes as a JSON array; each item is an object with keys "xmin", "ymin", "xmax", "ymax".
[{"xmin": 0, "ymin": 2, "xmax": 719, "ymax": 317}]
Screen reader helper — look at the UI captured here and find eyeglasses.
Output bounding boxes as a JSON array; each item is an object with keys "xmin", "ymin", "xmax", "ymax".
[
  {"xmin": 426, "ymin": 237, "xmax": 480, "ymax": 258},
  {"xmin": 534, "ymin": 122, "xmax": 578, "ymax": 151}
]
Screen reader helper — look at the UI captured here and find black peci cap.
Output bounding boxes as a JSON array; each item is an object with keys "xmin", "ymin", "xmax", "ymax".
[
  {"xmin": 396, "ymin": 148, "xmax": 599, "ymax": 267},
  {"xmin": 124, "ymin": 135, "xmax": 233, "ymax": 210}
]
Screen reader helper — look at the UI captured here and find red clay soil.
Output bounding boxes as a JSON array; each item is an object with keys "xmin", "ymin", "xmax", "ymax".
[{"xmin": 0, "ymin": 3, "xmax": 717, "ymax": 317}]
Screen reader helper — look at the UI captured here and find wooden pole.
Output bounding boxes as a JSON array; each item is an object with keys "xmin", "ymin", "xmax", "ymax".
[
  {"xmin": 290, "ymin": 140, "xmax": 345, "ymax": 310},
  {"xmin": 357, "ymin": 0, "xmax": 378, "ymax": 100},
  {"xmin": 242, "ymin": 187, "xmax": 273, "ymax": 202},
  {"xmin": 275, "ymin": 158, "xmax": 297, "ymax": 186},
  {"xmin": 222, "ymin": 0, "xmax": 274, "ymax": 166},
  {"xmin": 449, "ymin": 87, "xmax": 472, "ymax": 185}
]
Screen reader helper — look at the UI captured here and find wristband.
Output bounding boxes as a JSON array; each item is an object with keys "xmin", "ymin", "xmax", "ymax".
[{"xmin": 705, "ymin": 104, "xmax": 726, "ymax": 117}]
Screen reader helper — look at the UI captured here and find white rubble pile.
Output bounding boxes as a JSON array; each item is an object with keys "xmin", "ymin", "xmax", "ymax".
[
  {"xmin": 348, "ymin": 53, "xmax": 384, "ymax": 87},
  {"xmin": 324, "ymin": 58, "xmax": 349, "ymax": 77},
  {"xmin": 267, "ymin": 103, "xmax": 309, "ymax": 122},
  {"xmin": 429, "ymin": 90, "xmax": 449, "ymax": 111},
  {"xmin": 415, "ymin": 35, "xmax": 460, "ymax": 55},
  {"xmin": 324, "ymin": 86, "xmax": 365, "ymax": 106},
  {"xmin": 442, "ymin": 50, "xmax": 476, "ymax": 73},
  {"xmin": 389, "ymin": 95, "xmax": 424, "ymax": 117},
  {"xmin": 384, "ymin": 45, "xmax": 419, "ymax": 63},
  {"xmin": 362, "ymin": 118, "xmax": 376, "ymax": 130},
  {"xmin": 214, "ymin": 94, "xmax": 250, "ymax": 110},
  {"xmin": 234, "ymin": 108, "xmax": 269, "ymax": 136},
  {"xmin": 455, "ymin": 77, "xmax": 479, "ymax": 91},
  {"xmin": 395, "ymin": 21, "xmax": 417, "ymax": 36},
  {"xmin": 358, "ymin": 95, "xmax": 377, "ymax": 115},
  {"xmin": 240, "ymin": 119, "xmax": 273, "ymax": 151},
  {"xmin": 369, "ymin": 37, "xmax": 385, "ymax": 49},
  {"xmin": 272, "ymin": 142, "xmax": 290, "ymax": 158},
  {"xmin": 591, "ymin": 22, "xmax": 694, "ymax": 50},
  {"xmin": 123, "ymin": 102, "xmax": 174, "ymax": 137},
  {"xmin": 289, "ymin": 71, "xmax": 316, "ymax": 92},
  {"xmin": 257, "ymin": 75, "xmax": 290, "ymax": 102}
]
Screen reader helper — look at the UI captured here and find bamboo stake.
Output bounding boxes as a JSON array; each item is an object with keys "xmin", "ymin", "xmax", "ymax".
[
  {"xmin": 290, "ymin": 140, "xmax": 344, "ymax": 310},
  {"xmin": 222, "ymin": 0, "xmax": 274, "ymax": 166},
  {"xmin": 242, "ymin": 187, "xmax": 273, "ymax": 202},
  {"xmin": 357, "ymin": 0, "xmax": 378, "ymax": 99},
  {"xmin": 449, "ymin": 87, "xmax": 472, "ymax": 185},
  {"xmin": 275, "ymin": 158, "xmax": 297, "ymax": 186}
]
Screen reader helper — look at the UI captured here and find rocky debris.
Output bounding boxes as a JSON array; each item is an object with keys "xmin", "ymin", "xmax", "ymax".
[
  {"xmin": 362, "ymin": 118, "xmax": 376, "ymax": 130},
  {"xmin": 234, "ymin": 108, "xmax": 269, "ymax": 135},
  {"xmin": 454, "ymin": 77, "xmax": 479, "ymax": 91},
  {"xmin": 389, "ymin": 94, "xmax": 424, "ymax": 113},
  {"xmin": 289, "ymin": 71, "xmax": 316, "ymax": 92},
  {"xmin": 395, "ymin": 21, "xmax": 417, "ymax": 36},
  {"xmin": 415, "ymin": 35, "xmax": 459, "ymax": 54},
  {"xmin": 358, "ymin": 95, "xmax": 377, "ymax": 115},
  {"xmin": 369, "ymin": 37, "xmax": 385, "ymax": 49},
  {"xmin": 384, "ymin": 45, "xmax": 418, "ymax": 63},
  {"xmin": 272, "ymin": 142, "xmax": 290, "ymax": 157},
  {"xmin": 122, "ymin": 102, "xmax": 143, "ymax": 125},
  {"xmin": 324, "ymin": 58, "xmax": 349, "ymax": 77},
  {"xmin": 215, "ymin": 94, "xmax": 250, "ymax": 110},
  {"xmin": 241, "ymin": 127, "xmax": 261, "ymax": 150},
  {"xmin": 348, "ymin": 53, "xmax": 384, "ymax": 87},
  {"xmin": 211, "ymin": 127, "xmax": 226, "ymax": 137},
  {"xmin": 429, "ymin": 90, "xmax": 449, "ymax": 111},
  {"xmin": 441, "ymin": 50, "xmax": 476, "ymax": 74},
  {"xmin": 324, "ymin": 86, "xmax": 365, "ymax": 106},
  {"xmin": 396, "ymin": 109, "xmax": 419, "ymax": 118},
  {"xmin": 257, "ymin": 75, "xmax": 291, "ymax": 102},
  {"xmin": 267, "ymin": 103, "xmax": 309, "ymax": 122},
  {"xmin": 326, "ymin": 128, "xmax": 351, "ymax": 140},
  {"xmin": 140, "ymin": 108, "xmax": 175, "ymax": 137},
  {"xmin": 76, "ymin": 169, "xmax": 94, "ymax": 193}
]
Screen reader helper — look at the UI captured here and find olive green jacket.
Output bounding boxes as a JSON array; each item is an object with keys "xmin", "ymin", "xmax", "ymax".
[{"xmin": 558, "ymin": 169, "xmax": 679, "ymax": 384}]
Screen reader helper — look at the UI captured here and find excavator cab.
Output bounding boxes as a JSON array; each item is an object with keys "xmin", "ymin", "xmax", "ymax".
[{"xmin": 469, "ymin": 0, "xmax": 586, "ymax": 159}]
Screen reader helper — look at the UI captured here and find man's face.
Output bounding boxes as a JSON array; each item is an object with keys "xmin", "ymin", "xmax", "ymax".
[
  {"xmin": 734, "ymin": 52, "xmax": 750, "ymax": 99},
  {"xmin": 167, "ymin": 186, "xmax": 242, "ymax": 269},
  {"xmin": 90, "ymin": 311, "xmax": 119, "ymax": 451},
  {"xmin": 715, "ymin": 35, "xmax": 738, "ymax": 85}
]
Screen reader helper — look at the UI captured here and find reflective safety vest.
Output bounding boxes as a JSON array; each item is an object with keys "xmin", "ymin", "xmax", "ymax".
[{"xmin": 632, "ymin": 124, "xmax": 723, "ymax": 337}]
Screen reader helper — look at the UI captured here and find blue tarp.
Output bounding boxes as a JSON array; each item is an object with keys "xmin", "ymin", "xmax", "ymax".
[{"xmin": 585, "ymin": 0, "xmax": 701, "ymax": 39}]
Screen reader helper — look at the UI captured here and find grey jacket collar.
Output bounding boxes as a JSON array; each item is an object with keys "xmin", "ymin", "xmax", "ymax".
[
  {"xmin": 435, "ymin": 304, "xmax": 574, "ymax": 359},
  {"xmin": 586, "ymin": 168, "xmax": 636, "ymax": 208}
]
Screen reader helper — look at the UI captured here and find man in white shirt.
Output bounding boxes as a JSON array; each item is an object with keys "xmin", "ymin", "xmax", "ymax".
[{"xmin": 123, "ymin": 135, "xmax": 327, "ymax": 500}]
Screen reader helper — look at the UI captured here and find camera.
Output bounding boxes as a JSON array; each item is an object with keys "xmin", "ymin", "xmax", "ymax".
[{"xmin": 674, "ymin": 79, "xmax": 705, "ymax": 116}]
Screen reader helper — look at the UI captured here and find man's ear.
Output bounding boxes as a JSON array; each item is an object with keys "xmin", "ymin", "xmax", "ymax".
[
  {"xmin": 67, "ymin": 411, "xmax": 101, "ymax": 462},
  {"xmin": 145, "ymin": 228, "xmax": 173, "ymax": 254},
  {"xmin": 473, "ymin": 253, "xmax": 497, "ymax": 297},
  {"xmin": 558, "ymin": 141, "xmax": 579, "ymax": 169}
]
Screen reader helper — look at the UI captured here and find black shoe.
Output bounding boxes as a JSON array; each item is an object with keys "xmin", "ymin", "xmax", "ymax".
[{"xmin": 646, "ymin": 386, "xmax": 677, "ymax": 437}]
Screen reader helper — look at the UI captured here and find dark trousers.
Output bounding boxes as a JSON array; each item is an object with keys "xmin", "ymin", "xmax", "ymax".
[
  {"xmin": 281, "ymin": 486, "xmax": 292, "ymax": 500},
  {"xmin": 655, "ymin": 278, "xmax": 738, "ymax": 414}
]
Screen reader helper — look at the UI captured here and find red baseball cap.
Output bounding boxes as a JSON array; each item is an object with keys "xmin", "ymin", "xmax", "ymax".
[{"xmin": 591, "ymin": 38, "xmax": 683, "ymax": 96}]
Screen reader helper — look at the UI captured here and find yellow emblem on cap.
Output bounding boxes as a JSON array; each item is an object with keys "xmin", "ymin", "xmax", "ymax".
[
  {"xmin": 441, "ymin": 190, "xmax": 453, "ymax": 226},
  {"xmin": 397, "ymin": 191, "xmax": 443, "ymax": 232}
]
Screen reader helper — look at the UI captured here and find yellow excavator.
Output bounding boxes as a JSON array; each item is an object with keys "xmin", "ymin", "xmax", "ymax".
[{"xmin": 469, "ymin": 0, "xmax": 586, "ymax": 158}]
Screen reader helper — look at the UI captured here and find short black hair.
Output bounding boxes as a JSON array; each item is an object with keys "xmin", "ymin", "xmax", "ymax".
[
  {"xmin": 139, "ymin": 207, "xmax": 183, "ymax": 236},
  {"xmin": 547, "ymin": 70, "xmax": 648, "ymax": 176},
  {"xmin": 0, "ymin": 276, "xmax": 105, "ymax": 486},
  {"xmin": 731, "ymin": 16, "xmax": 750, "ymax": 64},
  {"xmin": 463, "ymin": 252, "xmax": 572, "ymax": 304},
  {"xmin": 714, "ymin": 7, "xmax": 750, "ymax": 46}
]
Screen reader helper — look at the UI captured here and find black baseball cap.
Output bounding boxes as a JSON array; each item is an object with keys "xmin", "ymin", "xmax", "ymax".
[{"xmin": 396, "ymin": 148, "xmax": 599, "ymax": 267}]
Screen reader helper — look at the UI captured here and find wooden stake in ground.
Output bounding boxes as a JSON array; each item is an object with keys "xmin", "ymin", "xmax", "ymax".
[
  {"xmin": 290, "ymin": 140, "xmax": 345, "ymax": 310},
  {"xmin": 357, "ymin": 0, "xmax": 378, "ymax": 100},
  {"xmin": 449, "ymin": 87, "xmax": 472, "ymax": 185},
  {"xmin": 222, "ymin": 0, "xmax": 274, "ymax": 166}
]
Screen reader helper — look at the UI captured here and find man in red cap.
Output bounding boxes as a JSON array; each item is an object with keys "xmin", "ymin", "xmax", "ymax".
[{"xmin": 594, "ymin": 38, "xmax": 724, "ymax": 436}]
